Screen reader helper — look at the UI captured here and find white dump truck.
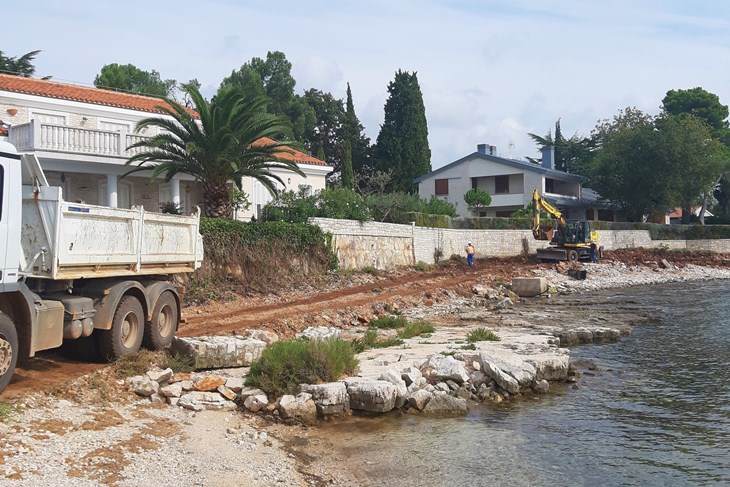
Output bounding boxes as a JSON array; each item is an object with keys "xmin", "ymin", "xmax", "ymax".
[{"xmin": 0, "ymin": 141, "xmax": 204, "ymax": 393}]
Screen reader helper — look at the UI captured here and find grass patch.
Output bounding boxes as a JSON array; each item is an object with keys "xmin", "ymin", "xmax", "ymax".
[
  {"xmin": 160, "ymin": 351, "xmax": 195, "ymax": 374},
  {"xmin": 361, "ymin": 265, "xmax": 381, "ymax": 276},
  {"xmin": 397, "ymin": 320, "xmax": 435, "ymax": 339},
  {"xmin": 369, "ymin": 316, "xmax": 408, "ymax": 329},
  {"xmin": 0, "ymin": 401, "xmax": 16, "ymax": 421},
  {"xmin": 460, "ymin": 343, "xmax": 477, "ymax": 350},
  {"xmin": 246, "ymin": 339, "xmax": 359, "ymax": 397},
  {"xmin": 112, "ymin": 349, "xmax": 159, "ymax": 378},
  {"xmin": 415, "ymin": 261, "xmax": 434, "ymax": 272},
  {"xmin": 467, "ymin": 327, "xmax": 501, "ymax": 343},
  {"xmin": 440, "ymin": 350, "xmax": 457, "ymax": 357}
]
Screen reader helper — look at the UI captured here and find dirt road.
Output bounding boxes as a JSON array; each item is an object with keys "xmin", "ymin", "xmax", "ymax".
[{"xmin": 3, "ymin": 248, "xmax": 728, "ymax": 399}]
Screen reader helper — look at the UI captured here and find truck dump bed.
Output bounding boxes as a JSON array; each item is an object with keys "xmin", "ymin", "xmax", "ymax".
[{"xmin": 21, "ymin": 184, "xmax": 204, "ymax": 280}]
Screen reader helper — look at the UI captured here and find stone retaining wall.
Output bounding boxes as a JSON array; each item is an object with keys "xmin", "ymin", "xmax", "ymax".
[{"xmin": 309, "ymin": 218, "xmax": 730, "ymax": 269}]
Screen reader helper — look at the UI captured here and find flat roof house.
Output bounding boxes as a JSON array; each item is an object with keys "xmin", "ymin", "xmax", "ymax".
[{"xmin": 0, "ymin": 73, "xmax": 331, "ymax": 219}]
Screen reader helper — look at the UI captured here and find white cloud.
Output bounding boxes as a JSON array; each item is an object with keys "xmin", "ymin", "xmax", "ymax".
[{"xmin": 4, "ymin": 0, "xmax": 729, "ymax": 168}]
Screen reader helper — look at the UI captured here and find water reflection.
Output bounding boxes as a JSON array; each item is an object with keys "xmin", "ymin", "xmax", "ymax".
[{"xmin": 317, "ymin": 281, "xmax": 730, "ymax": 486}]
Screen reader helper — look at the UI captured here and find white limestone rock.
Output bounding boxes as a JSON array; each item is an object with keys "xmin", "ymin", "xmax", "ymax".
[
  {"xmin": 243, "ymin": 394, "xmax": 269, "ymax": 413},
  {"xmin": 419, "ymin": 355, "xmax": 470, "ymax": 384},
  {"xmin": 344, "ymin": 378, "xmax": 397, "ymax": 413},
  {"xmin": 159, "ymin": 383, "xmax": 183, "ymax": 398},
  {"xmin": 146, "ymin": 368, "xmax": 173, "ymax": 384},
  {"xmin": 400, "ymin": 367, "xmax": 423, "ymax": 387},
  {"xmin": 379, "ymin": 368, "xmax": 408, "ymax": 408},
  {"xmin": 296, "ymin": 326, "xmax": 340, "ymax": 341},
  {"xmin": 278, "ymin": 393, "xmax": 317, "ymax": 424},
  {"xmin": 129, "ymin": 377, "xmax": 159, "ymax": 397},
  {"xmin": 407, "ymin": 389, "xmax": 433, "ymax": 411},
  {"xmin": 179, "ymin": 391, "xmax": 236, "ymax": 411},
  {"xmin": 301, "ymin": 382, "xmax": 350, "ymax": 417},
  {"xmin": 422, "ymin": 395, "xmax": 468, "ymax": 416},
  {"xmin": 170, "ymin": 336, "xmax": 266, "ymax": 369}
]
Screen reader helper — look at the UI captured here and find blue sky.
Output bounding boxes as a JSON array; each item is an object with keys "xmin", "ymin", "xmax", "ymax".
[{"xmin": 6, "ymin": 0, "xmax": 730, "ymax": 168}]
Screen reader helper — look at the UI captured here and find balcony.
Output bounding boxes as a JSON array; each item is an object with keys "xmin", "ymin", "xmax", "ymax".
[{"xmin": 9, "ymin": 120, "xmax": 148, "ymax": 159}]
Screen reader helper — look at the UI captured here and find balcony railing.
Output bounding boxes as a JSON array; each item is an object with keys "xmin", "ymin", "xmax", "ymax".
[{"xmin": 9, "ymin": 120, "xmax": 149, "ymax": 159}]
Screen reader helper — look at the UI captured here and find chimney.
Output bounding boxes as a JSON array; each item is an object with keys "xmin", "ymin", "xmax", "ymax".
[
  {"xmin": 541, "ymin": 145, "xmax": 555, "ymax": 170},
  {"xmin": 477, "ymin": 144, "xmax": 497, "ymax": 155}
]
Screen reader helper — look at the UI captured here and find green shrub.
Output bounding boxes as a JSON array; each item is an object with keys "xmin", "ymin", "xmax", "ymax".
[
  {"xmin": 398, "ymin": 320, "xmax": 435, "ymax": 339},
  {"xmin": 319, "ymin": 187, "xmax": 371, "ymax": 221},
  {"xmin": 460, "ymin": 343, "xmax": 477, "ymax": 350},
  {"xmin": 113, "ymin": 350, "xmax": 159, "ymax": 377},
  {"xmin": 415, "ymin": 261, "xmax": 434, "ymax": 271},
  {"xmin": 423, "ymin": 195, "xmax": 458, "ymax": 218},
  {"xmin": 452, "ymin": 217, "xmax": 533, "ymax": 230},
  {"xmin": 467, "ymin": 327, "xmax": 500, "ymax": 342},
  {"xmin": 160, "ymin": 351, "xmax": 195, "ymax": 374},
  {"xmin": 352, "ymin": 329, "xmax": 404, "ymax": 351},
  {"xmin": 369, "ymin": 316, "xmax": 409, "ymax": 329},
  {"xmin": 464, "ymin": 188, "xmax": 492, "ymax": 210},
  {"xmin": 246, "ymin": 339, "xmax": 359, "ymax": 396}
]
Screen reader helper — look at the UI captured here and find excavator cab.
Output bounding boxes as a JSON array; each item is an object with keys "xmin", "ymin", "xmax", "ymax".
[{"xmin": 559, "ymin": 221, "xmax": 592, "ymax": 245}]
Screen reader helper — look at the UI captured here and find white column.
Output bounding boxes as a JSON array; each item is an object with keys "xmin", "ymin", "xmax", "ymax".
[
  {"xmin": 171, "ymin": 176, "xmax": 181, "ymax": 206},
  {"xmin": 107, "ymin": 174, "xmax": 118, "ymax": 208}
]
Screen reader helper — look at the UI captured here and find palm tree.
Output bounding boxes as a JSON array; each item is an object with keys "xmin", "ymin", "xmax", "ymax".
[{"xmin": 126, "ymin": 85, "xmax": 304, "ymax": 217}]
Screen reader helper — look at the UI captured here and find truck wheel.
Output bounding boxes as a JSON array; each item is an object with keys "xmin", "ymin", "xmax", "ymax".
[
  {"xmin": 0, "ymin": 313, "xmax": 19, "ymax": 394},
  {"xmin": 144, "ymin": 291, "xmax": 178, "ymax": 350},
  {"xmin": 567, "ymin": 250, "xmax": 579, "ymax": 262},
  {"xmin": 96, "ymin": 295, "xmax": 144, "ymax": 362}
]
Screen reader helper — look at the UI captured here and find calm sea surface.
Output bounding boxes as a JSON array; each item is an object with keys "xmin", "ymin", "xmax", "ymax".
[{"xmin": 317, "ymin": 280, "xmax": 730, "ymax": 486}]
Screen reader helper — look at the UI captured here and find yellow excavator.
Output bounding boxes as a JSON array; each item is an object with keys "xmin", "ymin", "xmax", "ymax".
[{"xmin": 532, "ymin": 189, "xmax": 600, "ymax": 262}]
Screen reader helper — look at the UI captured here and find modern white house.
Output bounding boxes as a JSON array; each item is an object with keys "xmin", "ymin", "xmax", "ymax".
[
  {"xmin": 0, "ymin": 73, "xmax": 331, "ymax": 220},
  {"xmin": 416, "ymin": 143, "xmax": 610, "ymax": 220}
]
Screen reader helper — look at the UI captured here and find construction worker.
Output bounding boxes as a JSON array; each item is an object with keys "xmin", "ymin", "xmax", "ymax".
[{"xmin": 465, "ymin": 242, "xmax": 475, "ymax": 268}]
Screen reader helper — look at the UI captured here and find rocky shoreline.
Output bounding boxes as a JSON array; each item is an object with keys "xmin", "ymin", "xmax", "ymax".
[{"xmin": 1, "ymin": 260, "xmax": 729, "ymax": 485}]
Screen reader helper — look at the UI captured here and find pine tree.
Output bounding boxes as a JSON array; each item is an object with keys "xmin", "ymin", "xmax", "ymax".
[
  {"xmin": 343, "ymin": 83, "xmax": 372, "ymax": 174},
  {"xmin": 341, "ymin": 140, "xmax": 354, "ymax": 189},
  {"xmin": 374, "ymin": 70, "xmax": 431, "ymax": 193}
]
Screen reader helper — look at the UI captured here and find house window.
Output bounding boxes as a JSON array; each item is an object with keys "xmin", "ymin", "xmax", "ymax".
[
  {"xmin": 545, "ymin": 178, "xmax": 555, "ymax": 193},
  {"xmin": 495, "ymin": 175, "xmax": 509, "ymax": 194},
  {"xmin": 435, "ymin": 179, "xmax": 449, "ymax": 196},
  {"xmin": 495, "ymin": 210, "xmax": 513, "ymax": 218}
]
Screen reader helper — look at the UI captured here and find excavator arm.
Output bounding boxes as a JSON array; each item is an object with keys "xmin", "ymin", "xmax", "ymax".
[{"xmin": 532, "ymin": 189, "xmax": 566, "ymax": 239}]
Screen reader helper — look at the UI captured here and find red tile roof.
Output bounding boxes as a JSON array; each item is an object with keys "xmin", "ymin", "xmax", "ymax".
[
  {"xmin": 0, "ymin": 74, "xmax": 327, "ymax": 166},
  {"xmin": 253, "ymin": 137, "xmax": 327, "ymax": 166},
  {"xmin": 0, "ymin": 73, "xmax": 182, "ymax": 115}
]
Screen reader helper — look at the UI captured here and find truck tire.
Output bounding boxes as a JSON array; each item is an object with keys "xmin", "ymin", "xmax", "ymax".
[
  {"xmin": 96, "ymin": 295, "xmax": 144, "ymax": 362},
  {"xmin": 567, "ymin": 249, "xmax": 579, "ymax": 262},
  {"xmin": 0, "ymin": 312, "xmax": 19, "ymax": 394},
  {"xmin": 143, "ymin": 291, "xmax": 178, "ymax": 350}
]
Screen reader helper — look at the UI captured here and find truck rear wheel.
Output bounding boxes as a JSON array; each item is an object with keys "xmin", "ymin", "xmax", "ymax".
[
  {"xmin": 0, "ymin": 312, "xmax": 19, "ymax": 394},
  {"xmin": 567, "ymin": 250, "xmax": 579, "ymax": 262},
  {"xmin": 96, "ymin": 295, "xmax": 144, "ymax": 362},
  {"xmin": 144, "ymin": 291, "xmax": 178, "ymax": 350}
]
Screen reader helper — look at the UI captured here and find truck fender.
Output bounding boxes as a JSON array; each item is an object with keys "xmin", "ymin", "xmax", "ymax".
[
  {"xmin": 0, "ymin": 285, "xmax": 36, "ymax": 358},
  {"xmin": 143, "ymin": 281, "xmax": 181, "ymax": 329},
  {"xmin": 91, "ymin": 281, "xmax": 150, "ymax": 331}
]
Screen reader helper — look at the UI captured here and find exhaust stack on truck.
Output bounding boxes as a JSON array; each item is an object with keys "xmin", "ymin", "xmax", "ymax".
[{"xmin": 0, "ymin": 141, "xmax": 204, "ymax": 393}]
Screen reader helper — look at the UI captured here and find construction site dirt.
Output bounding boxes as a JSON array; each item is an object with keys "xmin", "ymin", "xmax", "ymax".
[{"xmin": 3, "ymin": 248, "xmax": 730, "ymax": 401}]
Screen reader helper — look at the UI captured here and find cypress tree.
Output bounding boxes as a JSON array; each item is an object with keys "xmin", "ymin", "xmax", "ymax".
[
  {"xmin": 341, "ymin": 140, "xmax": 354, "ymax": 189},
  {"xmin": 343, "ymin": 82, "xmax": 371, "ymax": 174},
  {"xmin": 374, "ymin": 70, "xmax": 431, "ymax": 193}
]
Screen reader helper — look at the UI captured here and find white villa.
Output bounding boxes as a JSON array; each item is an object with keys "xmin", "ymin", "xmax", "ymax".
[{"xmin": 0, "ymin": 73, "xmax": 331, "ymax": 220}]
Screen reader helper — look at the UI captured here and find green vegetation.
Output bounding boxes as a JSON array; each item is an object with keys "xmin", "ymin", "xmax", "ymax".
[
  {"xmin": 160, "ymin": 352, "xmax": 195, "ymax": 374},
  {"xmin": 460, "ymin": 343, "xmax": 477, "ymax": 350},
  {"xmin": 467, "ymin": 327, "xmax": 501, "ymax": 343},
  {"xmin": 369, "ymin": 316, "xmax": 409, "ymax": 329},
  {"xmin": 373, "ymin": 70, "xmax": 431, "ymax": 193},
  {"xmin": 112, "ymin": 350, "xmax": 159, "ymax": 377},
  {"xmin": 415, "ymin": 261, "xmax": 434, "ymax": 272},
  {"xmin": 0, "ymin": 401, "xmax": 16, "ymax": 421},
  {"xmin": 246, "ymin": 339, "xmax": 359, "ymax": 396},
  {"xmin": 351, "ymin": 317, "xmax": 435, "ymax": 352},
  {"xmin": 464, "ymin": 188, "xmax": 492, "ymax": 211},
  {"xmin": 398, "ymin": 320, "xmax": 435, "ymax": 339}
]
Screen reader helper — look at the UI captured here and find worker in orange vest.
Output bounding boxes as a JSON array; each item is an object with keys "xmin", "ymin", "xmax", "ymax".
[{"xmin": 465, "ymin": 242, "xmax": 475, "ymax": 268}]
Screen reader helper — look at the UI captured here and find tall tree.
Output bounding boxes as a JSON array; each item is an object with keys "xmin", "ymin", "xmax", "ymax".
[
  {"xmin": 662, "ymin": 87, "xmax": 730, "ymax": 137},
  {"xmin": 374, "ymin": 70, "xmax": 431, "ymax": 193},
  {"xmin": 126, "ymin": 85, "xmax": 304, "ymax": 218},
  {"xmin": 656, "ymin": 113, "xmax": 728, "ymax": 224},
  {"xmin": 590, "ymin": 108, "xmax": 666, "ymax": 221},
  {"xmin": 528, "ymin": 119, "xmax": 594, "ymax": 175},
  {"xmin": 0, "ymin": 50, "xmax": 41, "ymax": 77},
  {"xmin": 94, "ymin": 63, "xmax": 177, "ymax": 97},
  {"xmin": 341, "ymin": 140, "xmax": 354, "ymax": 189},
  {"xmin": 303, "ymin": 88, "xmax": 346, "ymax": 172},
  {"xmin": 343, "ymin": 82, "xmax": 372, "ymax": 174},
  {"xmin": 221, "ymin": 51, "xmax": 314, "ymax": 142}
]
